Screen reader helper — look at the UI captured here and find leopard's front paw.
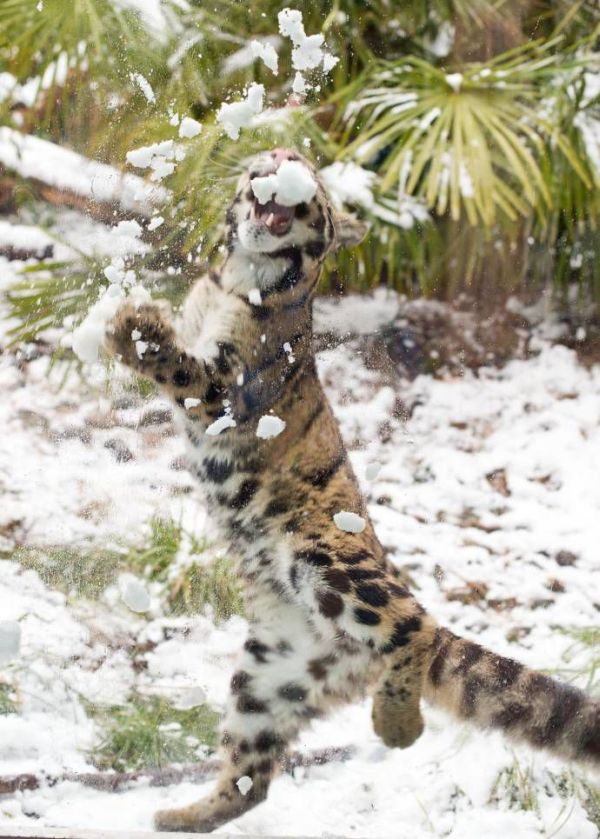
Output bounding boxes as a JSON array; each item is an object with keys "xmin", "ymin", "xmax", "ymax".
[
  {"xmin": 372, "ymin": 687, "xmax": 424, "ymax": 749},
  {"xmin": 104, "ymin": 302, "xmax": 175, "ymax": 371}
]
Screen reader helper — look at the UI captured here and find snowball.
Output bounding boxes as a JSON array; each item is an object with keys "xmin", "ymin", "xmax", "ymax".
[
  {"xmin": 251, "ymin": 173, "xmax": 278, "ymax": 205},
  {"xmin": 236, "ymin": 775, "xmax": 253, "ymax": 796},
  {"xmin": 248, "ymin": 287, "xmax": 262, "ymax": 305},
  {"xmin": 251, "ymin": 40, "xmax": 278, "ymax": 74},
  {"xmin": 130, "ymin": 72, "xmax": 155, "ymax": 103},
  {"xmin": 365, "ymin": 461, "xmax": 382, "ymax": 480},
  {"xmin": 184, "ymin": 397, "xmax": 201, "ymax": 409},
  {"xmin": 273, "ymin": 160, "xmax": 317, "ymax": 206},
  {"xmin": 118, "ymin": 574, "xmax": 151, "ymax": 613},
  {"xmin": 0, "ymin": 621, "xmax": 21, "ymax": 665},
  {"xmin": 333, "ymin": 511, "xmax": 366, "ymax": 533},
  {"xmin": 147, "ymin": 215, "xmax": 164, "ymax": 231},
  {"xmin": 251, "ymin": 160, "xmax": 317, "ymax": 208},
  {"xmin": 256, "ymin": 415, "xmax": 286, "ymax": 439},
  {"xmin": 217, "ymin": 83, "xmax": 265, "ymax": 141},
  {"xmin": 179, "ymin": 117, "xmax": 202, "ymax": 138},
  {"xmin": 205, "ymin": 414, "xmax": 237, "ymax": 436}
]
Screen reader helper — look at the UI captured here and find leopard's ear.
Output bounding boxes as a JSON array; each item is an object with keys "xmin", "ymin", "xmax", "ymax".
[{"xmin": 331, "ymin": 211, "xmax": 369, "ymax": 251}]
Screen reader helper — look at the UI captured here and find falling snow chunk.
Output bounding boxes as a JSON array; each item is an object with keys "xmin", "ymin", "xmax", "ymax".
[
  {"xmin": 333, "ymin": 510, "xmax": 366, "ymax": 534},
  {"xmin": 0, "ymin": 621, "xmax": 21, "ymax": 664},
  {"xmin": 322, "ymin": 53, "xmax": 339, "ymax": 72},
  {"xmin": 184, "ymin": 397, "xmax": 201, "ymax": 409},
  {"xmin": 205, "ymin": 414, "xmax": 237, "ymax": 436},
  {"xmin": 278, "ymin": 8, "xmax": 337, "ymax": 73},
  {"xmin": 256, "ymin": 415, "xmax": 286, "ymax": 439},
  {"xmin": 248, "ymin": 287, "xmax": 262, "ymax": 305},
  {"xmin": 72, "ymin": 283, "xmax": 151, "ymax": 364},
  {"xmin": 217, "ymin": 83, "xmax": 265, "ymax": 140},
  {"xmin": 130, "ymin": 72, "xmax": 155, "ymax": 103},
  {"xmin": 131, "ymin": 328, "xmax": 141, "ymax": 340},
  {"xmin": 252, "ymin": 160, "xmax": 317, "ymax": 208},
  {"xmin": 147, "ymin": 215, "xmax": 164, "ymax": 231},
  {"xmin": 126, "ymin": 140, "xmax": 174, "ymax": 169},
  {"xmin": 236, "ymin": 775, "xmax": 253, "ymax": 796},
  {"xmin": 179, "ymin": 117, "xmax": 202, "ymax": 138},
  {"xmin": 251, "ymin": 40, "xmax": 278, "ymax": 74},
  {"xmin": 445, "ymin": 72, "xmax": 463, "ymax": 92},
  {"xmin": 135, "ymin": 340, "xmax": 148, "ymax": 358},
  {"xmin": 365, "ymin": 462, "xmax": 382, "ymax": 481},
  {"xmin": 118, "ymin": 574, "xmax": 151, "ymax": 613},
  {"xmin": 292, "ymin": 72, "xmax": 308, "ymax": 96}
]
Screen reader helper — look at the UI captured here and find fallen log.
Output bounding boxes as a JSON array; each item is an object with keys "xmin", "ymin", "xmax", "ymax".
[
  {"xmin": 0, "ymin": 746, "xmax": 354, "ymax": 795},
  {"xmin": 0, "ymin": 127, "xmax": 169, "ymax": 223}
]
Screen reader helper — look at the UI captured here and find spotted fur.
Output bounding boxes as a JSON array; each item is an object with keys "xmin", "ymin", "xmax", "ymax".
[{"xmin": 104, "ymin": 149, "xmax": 600, "ymax": 834}]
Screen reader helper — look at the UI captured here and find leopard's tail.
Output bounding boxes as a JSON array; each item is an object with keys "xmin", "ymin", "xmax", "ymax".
[{"xmin": 422, "ymin": 628, "xmax": 600, "ymax": 765}]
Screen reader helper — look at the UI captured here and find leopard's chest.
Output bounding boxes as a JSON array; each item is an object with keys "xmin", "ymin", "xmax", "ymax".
[{"xmin": 179, "ymin": 277, "xmax": 249, "ymax": 363}]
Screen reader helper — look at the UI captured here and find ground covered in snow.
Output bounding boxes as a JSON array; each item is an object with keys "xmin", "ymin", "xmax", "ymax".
[{"xmin": 0, "ymin": 283, "xmax": 599, "ymax": 837}]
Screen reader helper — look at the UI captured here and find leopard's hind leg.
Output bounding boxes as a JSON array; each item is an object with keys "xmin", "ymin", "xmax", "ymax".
[{"xmin": 154, "ymin": 605, "xmax": 368, "ymax": 833}]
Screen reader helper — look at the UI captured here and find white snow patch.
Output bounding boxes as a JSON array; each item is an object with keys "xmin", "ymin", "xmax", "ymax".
[
  {"xmin": 118, "ymin": 574, "xmax": 151, "ymax": 613},
  {"xmin": 256, "ymin": 415, "xmax": 286, "ymax": 439},
  {"xmin": 184, "ymin": 398, "xmax": 201, "ymax": 410},
  {"xmin": 0, "ymin": 621, "xmax": 21, "ymax": 664}
]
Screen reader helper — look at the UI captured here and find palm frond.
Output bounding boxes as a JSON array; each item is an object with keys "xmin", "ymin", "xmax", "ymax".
[{"xmin": 337, "ymin": 44, "xmax": 595, "ymax": 228}]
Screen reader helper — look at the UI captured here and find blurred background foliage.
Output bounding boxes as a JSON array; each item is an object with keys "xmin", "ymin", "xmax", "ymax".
[{"xmin": 1, "ymin": 0, "xmax": 600, "ymax": 348}]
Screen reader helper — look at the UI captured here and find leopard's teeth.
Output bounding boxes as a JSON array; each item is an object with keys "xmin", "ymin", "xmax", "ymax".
[{"xmin": 266, "ymin": 213, "xmax": 275, "ymax": 227}]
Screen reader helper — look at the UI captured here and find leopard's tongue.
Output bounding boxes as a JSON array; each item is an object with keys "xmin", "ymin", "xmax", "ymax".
[{"xmin": 254, "ymin": 199, "xmax": 295, "ymax": 234}]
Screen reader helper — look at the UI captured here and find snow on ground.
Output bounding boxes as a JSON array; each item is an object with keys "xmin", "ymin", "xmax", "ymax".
[{"xmin": 0, "ymin": 287, "xmax": 599, "ymax": 837}]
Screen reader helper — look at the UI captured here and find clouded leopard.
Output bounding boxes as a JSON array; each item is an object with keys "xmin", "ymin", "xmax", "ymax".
[{"xmin": 104, "ymin": 148, "xmax": 600, "ymax": 833}]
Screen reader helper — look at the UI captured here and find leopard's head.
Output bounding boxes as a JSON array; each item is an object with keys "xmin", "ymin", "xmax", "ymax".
[{"xmin": 223, "ymin": 148, "xmax": 368, "ymax": 293}]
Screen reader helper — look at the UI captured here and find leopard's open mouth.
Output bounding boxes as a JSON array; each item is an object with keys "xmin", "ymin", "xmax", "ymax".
[{"xmin": 252, "ymin": 198, "xmax": 295, "ymax": 236}]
